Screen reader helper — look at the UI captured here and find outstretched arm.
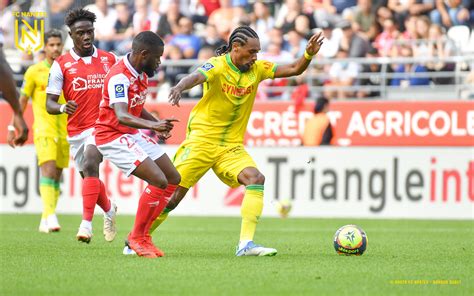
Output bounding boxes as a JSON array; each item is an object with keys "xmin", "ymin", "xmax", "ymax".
[
  {"xmin": 274, "ymin": 32, "xmax": 324, "ymax": 78},
  {"xmin": 7, "ymin": 94, "xmax": 29, "ymax": 147},
  {"xmin": 113, "ymin": 103, "xmax": 178, "ymax": 139},
  {"xmin": 168, "ymin": 71, "xmax": 206, "ymax": 107},
  {"xmin": 0, "ymin": 48, "xmax": 29, "ymax": 145}
]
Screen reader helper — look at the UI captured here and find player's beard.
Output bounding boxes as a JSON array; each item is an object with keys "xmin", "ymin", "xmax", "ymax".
[
  {"xmin": 238, "ymin": 64, "xmax": 251, "ymax": 73},
  {"xmin": 143, "ymin": 65, "xmax": 156, "ymax": 77}
]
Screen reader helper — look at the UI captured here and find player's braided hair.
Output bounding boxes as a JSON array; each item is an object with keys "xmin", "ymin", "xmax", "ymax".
[
  {"xmin": 64, "ymin": 8, "xmax": 96, "ymax": 28},
  {"xmin": 215, "ymin": 26, "xmax": 259, "ymax": 56}
]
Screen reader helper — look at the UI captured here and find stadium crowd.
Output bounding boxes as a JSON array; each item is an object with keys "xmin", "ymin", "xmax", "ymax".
[{"xmin": 1, "ymin": 0, "xmax": 473, "ymax": 100}]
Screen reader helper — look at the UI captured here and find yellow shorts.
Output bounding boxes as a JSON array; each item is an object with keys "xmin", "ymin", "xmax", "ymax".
[
  {"xmin": 173, "ymin": 139, "xmax": 257, "ymax": 189},
  {"xmin": 34, "ymin": 137, "xmax": 70, "ymax": 168}
]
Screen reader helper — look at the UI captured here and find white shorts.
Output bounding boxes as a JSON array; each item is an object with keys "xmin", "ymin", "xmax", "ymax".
[
  {"xmin": 97, "ymin": 131, "xmax": 165, "ymax": 176},
  {"xmin": 67, "ymin": 128, "xmax": 96, "ymax": 172}
]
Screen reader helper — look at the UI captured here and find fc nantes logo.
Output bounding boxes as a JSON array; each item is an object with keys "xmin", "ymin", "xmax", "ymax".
[{"xmin": 13, "ymin": 11, "xmax": 47, "ymax": 54}]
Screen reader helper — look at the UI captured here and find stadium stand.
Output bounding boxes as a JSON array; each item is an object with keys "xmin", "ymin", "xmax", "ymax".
[{"xmin": 1, "ymin": 0, "xmax": 473, "ymax": 101}]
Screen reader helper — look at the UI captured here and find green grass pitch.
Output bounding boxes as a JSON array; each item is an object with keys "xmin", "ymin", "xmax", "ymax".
[{"xmin": 0, "ymin": 214, "xmax": 472, "ymax": 295}]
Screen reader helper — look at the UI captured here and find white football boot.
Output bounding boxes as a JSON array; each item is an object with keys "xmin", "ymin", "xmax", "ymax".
[
  {"xmin": 235, "ymin": 241, "xmax": 277, "ymax": 257},
  {"xmin": 103, "ymin": 203, "xmax": 117, "ymax": 242}
]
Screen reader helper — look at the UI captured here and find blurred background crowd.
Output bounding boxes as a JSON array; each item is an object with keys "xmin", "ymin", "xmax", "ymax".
[{"xmin": 1, "ymin": 0, "xmax": 473, "ymax": 101}]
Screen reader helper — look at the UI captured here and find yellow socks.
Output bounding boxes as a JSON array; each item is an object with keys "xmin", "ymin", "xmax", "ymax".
[
  {"xmin": 53, "ymin": 181, "xmax": 60, "ymax": 209},
  {"xmin": 39, "ymin": 177, "xmax": 56, "ymax": 218},
  {"xmin": 149, "ymin": 208, "xmax": 171, "ymax": 234},
  {"xmin": 240, "ymin": 184, "xmax": 264, "ymax": 242}
]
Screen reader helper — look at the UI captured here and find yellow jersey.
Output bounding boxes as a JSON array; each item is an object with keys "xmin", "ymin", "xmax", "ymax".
[
  {"xmin": 191, "ymin": 54, "xmax": 277, "ymax": 145},
  {"xmin": 21, "ymin": 60, "xmax": 67, "ymax": 139}
]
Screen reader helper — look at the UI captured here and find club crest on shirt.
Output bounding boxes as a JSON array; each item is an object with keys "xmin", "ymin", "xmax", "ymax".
[
  {"xmin": 201, "ymin": 63, "xmax": 214, "ymax": 71},
  {"xmin": 115, "ymin": 84, "xmax": 125, "ymax": 98}
]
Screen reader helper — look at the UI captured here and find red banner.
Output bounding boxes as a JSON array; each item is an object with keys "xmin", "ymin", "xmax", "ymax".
[{"xmin": 1, "ymin": 101, "xmax": 472, "ymax": 146}]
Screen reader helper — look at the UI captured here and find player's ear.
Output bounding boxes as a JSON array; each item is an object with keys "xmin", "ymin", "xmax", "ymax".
[{"xmin": 232, "ymin": 41, "xmax": 241, "ymax": 52}]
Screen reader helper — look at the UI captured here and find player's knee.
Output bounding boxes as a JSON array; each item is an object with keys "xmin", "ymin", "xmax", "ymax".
[
  {"xmin": 168, "ymin": 171, "xmax": 181, "ymax": 186},
  {"xmin": 83, "ymin": 159, "xmax": 100, "ymax": 177},
  {"xmin": 149, "ymin": 175, "xmax": 168, "ymax": 189}
]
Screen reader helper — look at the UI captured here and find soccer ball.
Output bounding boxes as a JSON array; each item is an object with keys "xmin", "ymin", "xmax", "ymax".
[
  {"xmin": 275, "ymin": 199, "xmax": 292, "ymax": 218},
  {"xmin": 333, "ymin": 224, "xmax": 368, "ymax": 256}
]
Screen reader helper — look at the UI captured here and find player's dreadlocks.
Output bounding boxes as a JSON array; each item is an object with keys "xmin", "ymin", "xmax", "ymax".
[
  {"xmin": 215, "ymin": 26, "xmax": 259, "ymax": 56},
  {"xmin": 64, "ymin": 8, "xmax": 96, "ymax": 28}
]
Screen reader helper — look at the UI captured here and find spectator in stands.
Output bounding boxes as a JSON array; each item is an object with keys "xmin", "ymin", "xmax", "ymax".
[
  {"xmin": 85, "ymin": 0, "xmax": 118, "ymax": 52},
  {"xmin": 357, "ymin": 46, "xmax": 386, "ymax": 98},
  {"xmin": 275, "ymin": 0, "xmax": 310, "ymax": 34},
  {"xmin": 375, "ymin": 5, "xmax": 394, "ymax": 29},
  {"xmin": 388, "ymin": 0, "xmax": 410, "ymax": 31},
  {"xmin": 302, "ymin": 97, "xmax": 333, "ymax": 146},
  {"xmin": 112, "ymin": 1, "xmax": 134, "ymax": 55},
  {"xmin": 162, "ymin": 45, "xmax": 190, "ymax": 85},
  {"xmin": 374, "ymin": 17, "xmax": 400, "ymax": 57},
  {"xmin": 338, "ymin": 20, "xmax": 369, "ymax": 57},
  {"xmin": 286, "ymin": 30, "xmax": 307, "ymax": 58},
  {"xmin": 265, "ymin": 28, "xmax": 288, "ymax": 52},
  {"xmin": 325, "ymin": 48, "xmax": 360, "ymax": 99},
  {"xmin": 294, "ymin": 14, "xmax": 314, "ymax": 39},
  {"xmin": 157, "ymin": 0, "xmax": 183, "ymax": 39},
  {"xmin": 208, "ymin": 0, "xmax": 246, "ymax": 39},
  {"xmin": 0, "ymin": 0, "xmax": 18, "ymax": 49},
  {"xmin": 408, "ymin": 0, "xmax": 435, "ymax": 16},
  {"xmin": 414, "ymin": 15, "xmax": 431, "ymax": 56},
  {"xmin": 430, "ymin": 0, "xmax": 470, "ymax": 27},
  {"xmin": 308, "ymin": 0, "xmax": 341, "ymax": 27},
  {"xmin": 400, "ymin": 14, "xmax": 418, "ymax": 41},
  {"xmin": 318, "ymin": 21, "xmax": 341, "ymax": 58},
  {"xmin": 331, "ymin": 0, "xmax": 358, "ymax": 16},
  {"xmin": 391, "ymin": 45, "xmax": 430, "ymax": 87},
  {"xmin": 201, "ymin": 24, "xmax": 226, "ymax": 51},
  {"xmin": 426, "ymin": 23, "xmax": 455, "ymax": 84},
  {"xmin": 353, "ymin": 0, "xmax": 379, "ymax": 41},
  {"xmin": 199, "ymin": 0, "xmax": 221, "ymax": 20},
  {"xmin": 251, "ymin": 1, "xmax": 275, "ymax": 49},
  {"xmin": 170, "ymin": 16, "xmax": 202, "ymax": 59},
  {"xmin": 134, "ymin": 0, "xmax": 161, "ymax": 36},
  {"xmin": 48, "ymin": 0, "xmax": 74, "ymax": 31}
]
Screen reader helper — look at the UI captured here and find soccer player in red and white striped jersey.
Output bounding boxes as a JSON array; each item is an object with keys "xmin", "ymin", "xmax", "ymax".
[
  {"xmin": 46, "ymin": 8, "xmax": 117, "ymax": 244},
  {"xmin": 95, "ymin": 31, "xmax": 180, "ymax": 258}
]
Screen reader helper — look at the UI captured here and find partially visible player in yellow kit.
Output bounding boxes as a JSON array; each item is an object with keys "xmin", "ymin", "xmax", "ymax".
[
  {"xmin": 7, "ymin": 29, "xmax": 69, "ymax": 233},
  {"xmin": 134, "ymin": 26, "xmax": 324, "ymax": 257}
]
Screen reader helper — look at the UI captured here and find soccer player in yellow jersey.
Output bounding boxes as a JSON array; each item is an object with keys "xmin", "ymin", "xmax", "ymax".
[
  {"xmin": 137, "ymin": 26, "xmax": 323, "ymax": 257},
  {"xmin": 7, "ymin": 30, "xmax": 69, "ymax": 233}
]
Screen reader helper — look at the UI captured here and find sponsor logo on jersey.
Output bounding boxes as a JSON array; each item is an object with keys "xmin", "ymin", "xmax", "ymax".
[
  {"xmin": 115, "ymin": 84, "xmax": 125, "ymax": 98},
  {"xmin": 201, "ymin": 63, "xmax": 214, "ymax": 71},
  {"xmin": 72, "ymin": 77, "xmax": 87, "ymax": 91},
  {"xmin": 64, "ymin": 61, "xmax": 78, "ymax": 68}
]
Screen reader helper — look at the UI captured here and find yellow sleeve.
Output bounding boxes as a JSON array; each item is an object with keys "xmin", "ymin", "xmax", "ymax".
[
  {"xmin": 256, "ymin": 60, "xmax": 277, "ymax": 82},
  {"xmin": 20, "ymin": 66, "xmax": 35, "ymax": 98},
  {"xmin": 197, "ymin": 57, "xmax": 221, "ymax": 82}
]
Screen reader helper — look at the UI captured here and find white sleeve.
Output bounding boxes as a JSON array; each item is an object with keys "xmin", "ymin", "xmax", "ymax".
[
  {"xmin": 107, "ymin": 73, "xmax": 130, "ymax": 105},
  {"xmin": 46, "ymin": 60, "xmax": 63, "ymax": 95}
]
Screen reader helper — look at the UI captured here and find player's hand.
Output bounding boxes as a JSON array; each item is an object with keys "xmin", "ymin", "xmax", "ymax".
[
  {"xmin": 305, "ymin": 32, "xmax": 325, "ymax": 56},
  {"xmin": 151, "ymin": 118, "xmax": 179, "ymax": 140},
  {"xmin": 168, "ymin": 86, "xmax": 183, "ymax": 107},
  {"xmin": 7, "ymin": 130, "xmax": 16, "ymax": 148},
  {"xmin": 64, "ymin": 100, "xmax": 78, "ymax": 115},
  {"xmin": 12, "ymin": 113, "xmax": 28, "ymax": 146},
  {"xmin": 151, "ymin": 118, "xmax": 179, "ymax": 132}
]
